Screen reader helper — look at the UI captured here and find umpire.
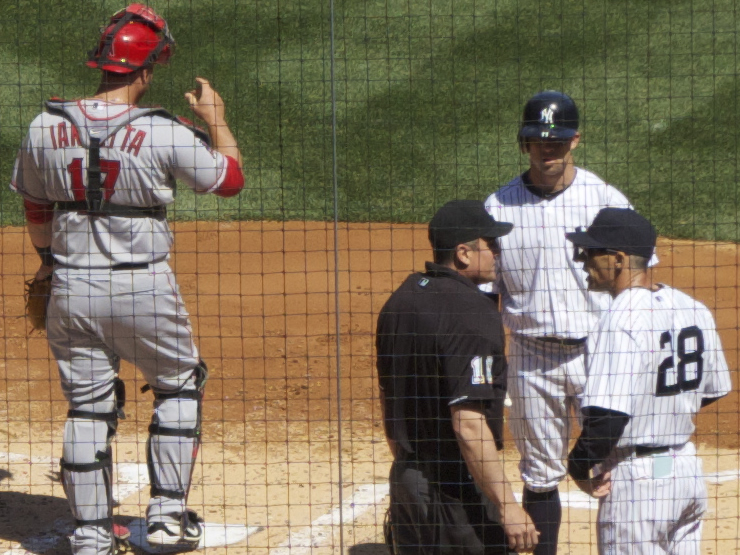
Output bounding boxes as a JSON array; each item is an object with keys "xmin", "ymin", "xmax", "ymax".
[{"xmin": 376, "ymin": 200, "xmax": 539, "ymax": 554}]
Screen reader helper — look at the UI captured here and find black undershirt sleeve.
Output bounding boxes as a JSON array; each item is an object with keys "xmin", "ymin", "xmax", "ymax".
[
  {"xmin": 701, "ymin": 396, "xmax": 723, "ymax": 408},
  {"xmin": 567, "ymin": 406, "xmax": 630, "ymax": 482}
]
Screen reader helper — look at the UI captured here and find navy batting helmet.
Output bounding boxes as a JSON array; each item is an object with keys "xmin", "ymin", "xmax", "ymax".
[{"xmin": 519, "ymin": 90, "xmax": 579, "ymax": 141}]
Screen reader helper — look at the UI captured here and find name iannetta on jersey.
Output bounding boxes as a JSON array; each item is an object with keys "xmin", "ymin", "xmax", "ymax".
[{"xmin": 48, "ymin": 121, "xmax": 147, "ymax": 155}]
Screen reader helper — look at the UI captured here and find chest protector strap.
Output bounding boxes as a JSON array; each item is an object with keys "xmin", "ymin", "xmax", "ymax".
[{"xmin": 45, "ymin": 100, "xmax": 210, "ymax": 218}]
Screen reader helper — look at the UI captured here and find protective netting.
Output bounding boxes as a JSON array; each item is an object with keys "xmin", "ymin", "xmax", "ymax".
[{"xmin": 1, "ymin": 1, "xmax": 739, "ymax": 554}]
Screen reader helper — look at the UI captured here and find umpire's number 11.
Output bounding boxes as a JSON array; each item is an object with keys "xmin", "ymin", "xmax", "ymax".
[
  {"xmin": 656, "ymin": 326, "xmax": 704, "ymax": 396},
  {"xmin": 471, "ymin": 356, "xmax": 494, "ymax": 385}
]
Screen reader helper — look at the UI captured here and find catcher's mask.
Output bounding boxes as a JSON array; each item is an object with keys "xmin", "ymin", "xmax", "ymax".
[
  {"xmin": 87, "ymin": 3, "xmax": 174, "ymax": 74},
  {"xmin": 518, "ymin": 90, "xmax": 579, "ymax": 147}
]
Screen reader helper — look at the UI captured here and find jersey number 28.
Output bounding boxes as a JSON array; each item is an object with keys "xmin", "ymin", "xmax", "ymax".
[{"xmin": 656, "ymin": 326, "xmax": 704, "ymax": 396}]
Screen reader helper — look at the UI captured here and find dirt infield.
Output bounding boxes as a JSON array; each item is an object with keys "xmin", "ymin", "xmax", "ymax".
[{"xmin": 1, "ymin": 221, "xmax": 739, "ymax": 554}]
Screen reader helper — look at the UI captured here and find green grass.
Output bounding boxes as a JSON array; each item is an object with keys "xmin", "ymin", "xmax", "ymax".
[{"xmin": 2, "ymin": 0, "xmax": 740, "ymax": 240}]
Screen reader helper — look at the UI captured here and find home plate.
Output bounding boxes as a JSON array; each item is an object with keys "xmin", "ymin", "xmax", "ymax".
[{"xmin": 127, "ymin": 518, "xmax": 263, "ymax": 552}]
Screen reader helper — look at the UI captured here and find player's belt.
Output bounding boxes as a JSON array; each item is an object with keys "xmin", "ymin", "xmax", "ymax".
[
  {"xmin": 635, "ymin": 445, "xmax": 672, "ymax": 457},
  {"xmin": 55, "ymin": 201, "xmax": 167, "ymax": 220},
  {"xmin": 111, "ymin": 262, "xmax": 150, "ymax": 271},
  {"xmin": 535, "ymin": 336, "xmax": 587, "ymax": 347}
]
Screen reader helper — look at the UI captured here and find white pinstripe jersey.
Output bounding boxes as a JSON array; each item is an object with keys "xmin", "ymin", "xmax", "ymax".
[
  {"xmin": 584, "ymin": 285, "xmax": 732, "ymax": 448},
  {"xmin": 484, "ymin": 168, "xmax": 632, "ymax": 338},
  {"xmin": 11, "ymin": 99, "xmax": 229, "ymax": 268}
]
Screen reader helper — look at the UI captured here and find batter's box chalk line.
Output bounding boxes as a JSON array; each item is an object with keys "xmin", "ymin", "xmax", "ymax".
[
  {"xmin": 0, "ymin": 452, "xmax": 263, "ymax": 553},
  {"xmin": 126, "ymin": 519, "xmax": 264, "ymax": 552},
  {"xmin": 271, "ymin": 483, "xmax": 391, "ymax": 555}
]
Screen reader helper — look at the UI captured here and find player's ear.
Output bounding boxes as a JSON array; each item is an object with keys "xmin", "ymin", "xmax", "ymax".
[
  {"xmin": 613, "ymin": 251, "xmax": 625, "ymax": 269},
  {"xmin": 455, "ymin": 243, "xmax": 472, "ymax": 268},
  {"xmin": 138, "ymin": 67, "xmax": 154, "ymax": 86},
  {"xmin": 569, "ymin": 132, "xmax": 581, "ymax": 151}
]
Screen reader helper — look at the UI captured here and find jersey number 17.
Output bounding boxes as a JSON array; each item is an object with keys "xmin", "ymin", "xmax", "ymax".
[
  {"xmin": 67, "ymin": 158, "xmax": 121, "ymax": 202},
  {"xmin": 656, "ymin": 326, "xmax": 704, "ymax": 396}
]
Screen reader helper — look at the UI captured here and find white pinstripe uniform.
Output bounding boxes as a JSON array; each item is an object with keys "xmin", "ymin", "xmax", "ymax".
[
  {"xmin": 585, "ymin": 285, "xmax": 731, "ymax": 554},
  {"xmin": 484, "ymin": 167, "xmax": 635, "ymax": 491}
]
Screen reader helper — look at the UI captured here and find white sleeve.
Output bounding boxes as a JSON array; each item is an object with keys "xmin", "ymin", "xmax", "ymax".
[
  {"xmin": 10, "ymin": 127, "xmax": 49, "ymax": 203},
  {"xmin": 583, "ymin": 325, "xmax": 638, "ymax": 415},
  {"xmin": 606, "ymin": 185, "xmax": 659, "ymax": 266},
  {"xmin": 169, "ymin": 125, "xmax": 228, "ymax": 194},
  {"xmin": 701, "ymin": 311, "xmax": 733, "ymax": 399},
  {"xmin": 483, "ymin": 192, "xmax": 504, "ymax": 294},
  {"xmin": 605, "ymin": 185, "xmax": 632, "ymax": 209}
]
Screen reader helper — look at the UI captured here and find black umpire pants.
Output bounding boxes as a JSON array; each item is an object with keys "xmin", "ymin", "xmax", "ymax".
[{"xmin": 388, "ymin": 460, "xmax": 514, "ymax": 555}]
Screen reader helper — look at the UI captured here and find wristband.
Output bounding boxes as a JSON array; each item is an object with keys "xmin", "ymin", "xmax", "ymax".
[{"xmin": 34, "ymin": 245, "xmax": 55, "ymax": 267}]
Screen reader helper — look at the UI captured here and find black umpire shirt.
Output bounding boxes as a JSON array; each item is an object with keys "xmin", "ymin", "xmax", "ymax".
[{"xmin": 376, "ymin": 262, "xmax": 507, "ymax": 488}]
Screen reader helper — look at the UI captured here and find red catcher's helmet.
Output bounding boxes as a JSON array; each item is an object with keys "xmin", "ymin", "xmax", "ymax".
[{"xmin": 87, "ymin": 3, "xmax": 174, "ymax": 74}]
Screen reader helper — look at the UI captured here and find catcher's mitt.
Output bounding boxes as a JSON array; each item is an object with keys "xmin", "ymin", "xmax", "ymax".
[
  {"xmin": 383, "ymin": 506, "xmax": 394, "ymax": 551},
  {"xmin": 24, "ymin": 274, "xmax": 52, "ymax": 331}
]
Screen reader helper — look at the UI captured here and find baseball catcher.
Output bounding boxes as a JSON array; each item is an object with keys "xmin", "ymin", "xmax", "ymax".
[{"xmin": 10, "ymin": 4, "xmax": 244, "ymax": 554}]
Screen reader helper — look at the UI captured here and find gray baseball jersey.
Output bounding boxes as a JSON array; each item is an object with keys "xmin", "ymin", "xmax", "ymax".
[
  {"xmin": 11, "ymin": 99, "xmax": 231, "ymax": 267},
  {"xmin": 10, "ymin": 98, "xmax": 242, "ymax": 555}
]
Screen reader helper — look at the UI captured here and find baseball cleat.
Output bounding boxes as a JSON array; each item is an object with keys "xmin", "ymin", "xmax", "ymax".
[
  {"xmin": 146, "ymin": 510, "xmax": 204, "ymax": 548},
  {"xmin": 113, "ymin": 522, "xmax": 132, "ymax": 554}
]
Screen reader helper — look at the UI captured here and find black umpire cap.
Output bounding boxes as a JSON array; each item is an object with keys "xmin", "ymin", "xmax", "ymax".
[
  {"xmin": 429, "ymin": 200, "xmax": 513, "ymax": 251},
  {"xmin": 565, "ymin": 207, "xmax": 656, "ymax": 259},
  {"xmin": 520, "ymin": 90, "xmax": 579, "ymax": 141}
]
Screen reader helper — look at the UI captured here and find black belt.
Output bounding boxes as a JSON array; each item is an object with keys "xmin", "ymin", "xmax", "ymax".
[
  {"xmin": 111, "ymin": 262, "xmax": 150, "ymax": 271},
  {"xmin": 57, "ymin": 262, "xmax": 154, "ymax": 271},
  {"xmin": 56, "ymin": 201, "xmax": 166, "ymax": 220},
  {"xmin": 635, "ymin": 445, "xmax": 672, "ymax": 457},
  {"xmin": 535, "ymin": 336, "xmax": 587, "ymax": 346}
]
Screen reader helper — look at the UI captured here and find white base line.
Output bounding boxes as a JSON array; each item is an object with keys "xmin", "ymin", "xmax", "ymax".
[
  {"xmin": 705, "ymin": 469, "xmax": 740, "ymax": 484},
  {"xmin": 3, "ymin": 451, "xmax": 739, "ymax": 554},
  {"xmin": 1, "ymin": 451, "xmax": 262, "ymax": 553},
  {"xmin": 271, "ymin": 483, "xmax": 391, "ymax": 555},
  {"xmin": 269, "ymin": 470, "xmax": 740, "ymax": 554},
  {"xmin": 127, "ymin": 519, "xmax": 263, "ymax": 552}
]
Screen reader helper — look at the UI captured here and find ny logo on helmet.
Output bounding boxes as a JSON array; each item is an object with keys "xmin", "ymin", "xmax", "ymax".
[{"xmin": 540, "ymin": 107, "xmax": 555, "ymax": 125}]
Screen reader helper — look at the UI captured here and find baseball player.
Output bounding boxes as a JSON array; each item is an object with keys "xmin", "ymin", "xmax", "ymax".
[
  {"xmin": 483, "ymin": 91, "xmax": 646, "ymax": 555},
  {"xmin": 566, "ymin": 207, "xmax": 731, "ymax": 554},
  {"xmin": 10, "ymin": 4, "xmax": 244, "ymax": 554},
  {"xmin": 377, "ymin": 200, "xmax": 539, "ymax": 554}
]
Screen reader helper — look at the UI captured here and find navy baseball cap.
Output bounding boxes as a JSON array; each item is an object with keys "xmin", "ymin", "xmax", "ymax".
[
  {"xmin": 428, "ymin": 200, "xmax": 513, "ymax": 251},
  {"xmin": 565, "ymin": 208, "xmax": 656, "ymax": 259}
]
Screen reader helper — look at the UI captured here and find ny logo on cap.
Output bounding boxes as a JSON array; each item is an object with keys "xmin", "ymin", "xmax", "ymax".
[{"xmin": 540, "ymin": 107, "xmax": 555, "ymax": 125}]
